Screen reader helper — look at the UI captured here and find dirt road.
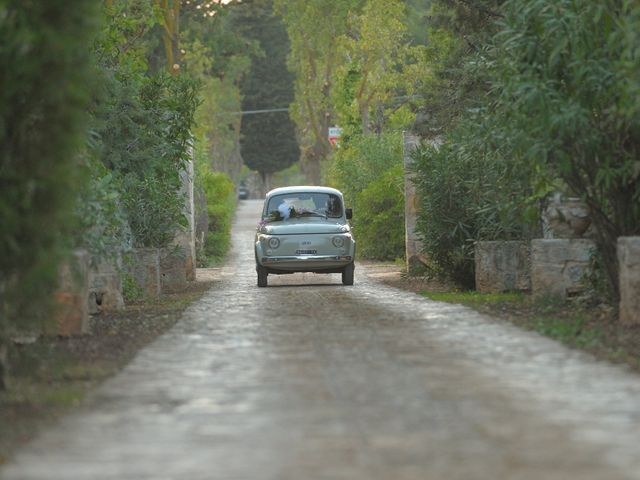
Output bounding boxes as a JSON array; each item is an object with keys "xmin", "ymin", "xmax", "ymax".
[{"xmin": 3, "ymin": 200, "xmax": 640, "ymax": 480}]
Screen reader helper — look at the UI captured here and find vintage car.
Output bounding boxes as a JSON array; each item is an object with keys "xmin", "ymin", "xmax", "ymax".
[{"xmin": 255, "ymin": 186, "xmax": 356, "ymax": 287}]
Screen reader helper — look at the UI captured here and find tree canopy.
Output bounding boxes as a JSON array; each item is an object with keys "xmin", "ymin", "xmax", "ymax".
[{"xmin": 236, "ymin": 0, "xmax": 299, "ymax": 190}]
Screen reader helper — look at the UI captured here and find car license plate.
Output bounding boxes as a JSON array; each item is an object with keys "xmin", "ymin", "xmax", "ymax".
[{"xmin": 296, "ymin": 249, "xmax": 317, "ymax": 255}]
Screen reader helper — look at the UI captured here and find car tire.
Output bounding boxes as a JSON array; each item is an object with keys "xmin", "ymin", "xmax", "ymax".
[
  {"xmin": 257, "ymin": 264, "xmax": 268, "ymax": 287},
  {"xmin": 342, "ymin": 262, "xmax": 355, "ymax": 286}
]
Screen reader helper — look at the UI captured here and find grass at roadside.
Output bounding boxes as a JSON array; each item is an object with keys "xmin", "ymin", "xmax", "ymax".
[
  {"xmin": 420, "ymin": 290, "xmax": 640, "ymax": 372},
  {"xmin": 422, "ymin": 290, "xmax": 526, "ymax": 306},
  {"xmin": 0, "ymin": 279, "xmax": 213, "ymax": 466}
]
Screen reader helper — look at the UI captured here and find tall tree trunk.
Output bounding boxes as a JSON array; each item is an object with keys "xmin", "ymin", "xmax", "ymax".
[
  {"xmin": 156, "ymin": 0, "xmax": 181, "ymax": 74},
  {"xmin": 261, "ymin": 171, "xmax": 273, "ymax": 195},
  {"xmin": 302, "ymin": 139, "xmax": 327, "ymax": 186},
  {"xmin": 361, "ymin": 106, "xmax": 370, "ymax": 135}
]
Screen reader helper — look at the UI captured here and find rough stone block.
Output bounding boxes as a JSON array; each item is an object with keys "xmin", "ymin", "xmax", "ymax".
[
  {"xmin": 55, "ymin": 250, "xmax": 90, "ymax": 336},
  {"xmin": 531, "ymin": 239, "xmax": 595, "ymax": 299},
  {"xmin": 127, "ymin": 248, "xmax": 161, "ymax": 299},
  {"xmin": 475, "ymin": 241, "xmax": 530, "ymax": 293},
  {"xmin": 618, "ymin": 237, "xmax": 640, "ymax": 325},
  {"xmin": 88, "ymin": 257, "xmax": 124, "ymax": 314},
  {"xmin": 160, "ymin": 247, "xmax": 188, "ymax": 294}
]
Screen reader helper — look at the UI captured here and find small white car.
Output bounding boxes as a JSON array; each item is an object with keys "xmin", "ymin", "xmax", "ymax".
[{"xmin": 255, "ymin": 186, "xmax": 356, "ymax": 287}]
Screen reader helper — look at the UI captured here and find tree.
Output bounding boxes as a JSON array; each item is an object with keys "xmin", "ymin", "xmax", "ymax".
[
  {"xmin": 236, "ymin": 0, "xmax": 299, "ymax": 191},
  {"xmin": 275, "ymin": 0, "xmax": 358, "ymax": 184},
  {"xmin": 93, "ymin": 0, "xmax": 200, "ymax": 248},
  {"xmin": 334, "ymin": 0, "xmax": 425, "ymax": 136},
  {"xmin": 413, "ymin": 0, "xmax": 504, "ymax": 137}
]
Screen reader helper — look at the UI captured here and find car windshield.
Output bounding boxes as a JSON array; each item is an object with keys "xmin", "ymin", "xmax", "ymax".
[{"xmin": 264, "ymin": 193, "xmax": 343, "ymax": 221}]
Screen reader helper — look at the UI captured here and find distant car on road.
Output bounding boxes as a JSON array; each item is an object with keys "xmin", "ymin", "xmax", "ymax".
[
  {"xmin": 238, "ymin": 184, "xmax": 250, "ymax": 200},
  {"xmin": 255, "ymin": 186, "xmax": 356, "ymax": 287}
]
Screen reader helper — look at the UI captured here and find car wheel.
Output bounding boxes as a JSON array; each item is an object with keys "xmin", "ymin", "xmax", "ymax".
[
  {"xmin": 257, "ymin": 264, "xmax": 268, "ymax": 287},
  {"xmin": 342, "ymin": 262, "xmax": 354, "ymax": 286}
]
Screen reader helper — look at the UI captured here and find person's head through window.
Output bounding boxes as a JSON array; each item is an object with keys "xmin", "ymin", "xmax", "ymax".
[{"xmin": 325, "ymin": 195, "xmax": 340, "ymax": 217}]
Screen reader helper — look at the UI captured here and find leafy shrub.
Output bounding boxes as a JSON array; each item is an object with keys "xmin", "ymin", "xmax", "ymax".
[
  {"xmin": 412, "ymin": 124, "xmax": 533, "ymax": 288},
  {"xmin": 121, "ymin": 174, "xmax": 187, "ymax": 248},
  {"xmin": 94, "ymin": 71, "xmax": 200, "ymax": 248},
  {"xmin": 198, "ymin": 168, "xmax": 236, "ymax": 264},
  {"xmin": 355, "ymin": 164, "xmax": 405, "ymax": 259},
  {"xmin": 329, "ymin": 132, "xmax": 405, "ymax": 260},
  {"xmin": 75, "ymin": 159, "xmax": 131, "ymax": 263}
]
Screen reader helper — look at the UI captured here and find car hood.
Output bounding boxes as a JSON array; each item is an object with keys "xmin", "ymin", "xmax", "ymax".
[{"xmin": 261, "ymin": 220, "xmax": 348, "ymax": 235}]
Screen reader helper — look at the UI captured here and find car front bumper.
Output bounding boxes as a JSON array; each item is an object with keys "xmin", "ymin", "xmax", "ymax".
[{"xmin": 258, "ymin": 254, "xmax": 353, "ymax": 273}]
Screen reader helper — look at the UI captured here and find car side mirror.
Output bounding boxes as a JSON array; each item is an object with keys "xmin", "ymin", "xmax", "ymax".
[{"xmin": 345, "ymin": 208, "xmax": 353, "ymax": 220}]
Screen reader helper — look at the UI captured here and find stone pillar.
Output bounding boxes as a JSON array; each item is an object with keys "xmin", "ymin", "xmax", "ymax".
[
  {"xmin": 403, "ymin": 132, "xmax": 425, "ymax": 273},
  {"xmin": 88, "ymin": 257, "xmax": 124, "ymax": 314},
  {"xmin": 531, "ymin": 239, "xmax": 595, "ymax": 299},
  {"xmin": 174, "ymin": 155, "xmax": 196, "ymax": 281},
  {"xmin": 475, "ymin": 241, "xmax": 530, "ymax": 293},
  {"xmin": 618, "ymin": 237, "xmax": 640, "ymax": 325},
  {"xmin": 127, "ymin": 248, "xmax": 161, "ymax": 299},
  {"xmin": 54, "ymin": 250, "xmax": 90, "ymax": 336}
]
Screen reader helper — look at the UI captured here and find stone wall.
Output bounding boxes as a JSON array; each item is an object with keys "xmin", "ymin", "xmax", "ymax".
[
  {"xmin": 88, "ymin": 257, "xmax": 124, "ymax": 315},
  {"xmin": 531, "ymin": 239, "xmax": 595, "ymax": 299},
  {"xmin": 55, "ymin": 250, "xmax": 89, "ymax": 336},
  {"xmin": 618, "ymin": 237, "xmax": 640, "ymax": 325},
  {"xmin": 475, "ymin": 241, "xmax": 530, "ymax": 293}
]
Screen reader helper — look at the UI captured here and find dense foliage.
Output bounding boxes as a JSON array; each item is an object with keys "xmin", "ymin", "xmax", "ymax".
[
  {"xmin": 412, "ymin": 129, "xmax": 533, "ymax": 287},
  {"xmin": 487, "ymin": 0, "xmax": 640, "ymax": 295},
  {"xmin": 197, "ymin": 166, "xmax": 237, "ymax": 264},
  {"xmin": 95, "ymin": 71, "xmax": 199, "ymax": 248},
  {"xmin": 0, "ymin": 1, "xmax": 98, "ymax": 338},
  {"xmin": 329, "ymin": 133, "xmax": 405, "ymax": 260},
  {"xmin": 413, "ymin": 0, "xmax": 640, "ymax": 295}
]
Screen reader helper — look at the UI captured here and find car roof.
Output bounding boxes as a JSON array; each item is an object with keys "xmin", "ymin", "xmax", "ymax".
[{"xmin": 265, "ymin": 186, "xmax": 343, "ymax": 198}]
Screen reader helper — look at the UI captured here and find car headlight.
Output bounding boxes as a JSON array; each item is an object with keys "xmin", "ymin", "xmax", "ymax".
[
  {"xmin": 268, "ymin": 237, "xmax": 280, "ymax": 249},
  {"xmin": 332, "ymin": 236, "xmax": 345, "ymax": 248}
]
